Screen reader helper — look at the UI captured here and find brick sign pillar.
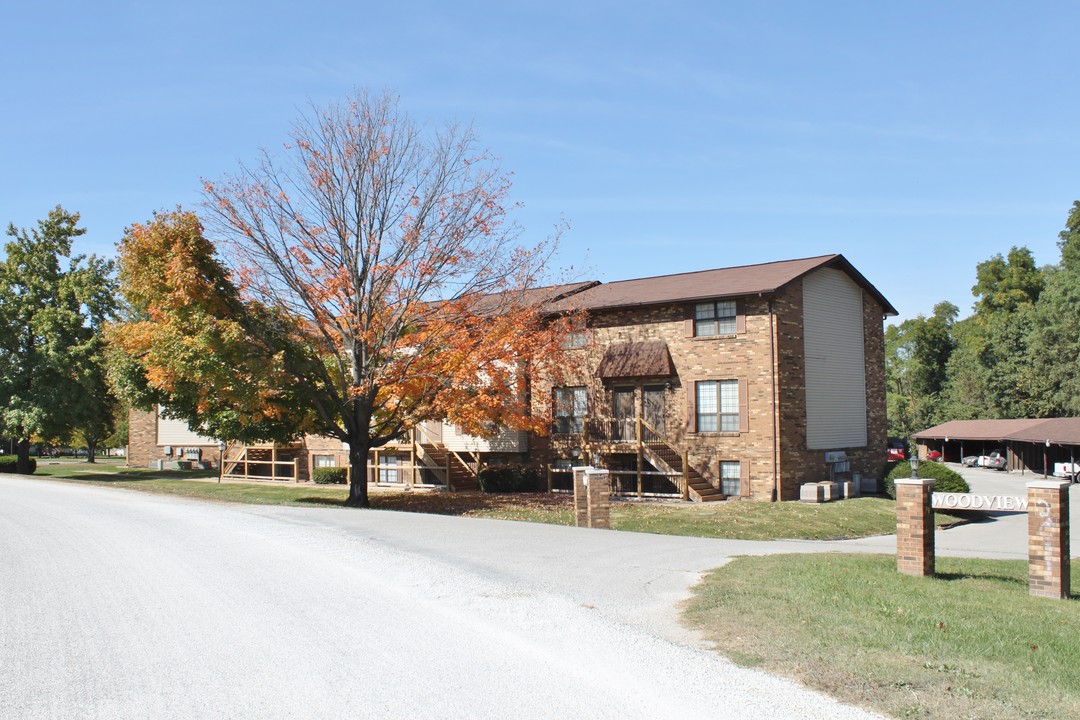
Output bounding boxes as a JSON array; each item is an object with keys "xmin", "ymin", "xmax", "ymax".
[
  {"xmin": 1027, "ymin": 480, "xmax": 1071, "ymax": 600},
  {"xmin": 585, "ymin": 469, "xmax": 611, "ymax": 529},
  {"xmin": 573, "ymin": 467, "xmax": 612, "ymax": 529},
  {"xmin": 573, "ymin": 467, "xmax": 590, "ymax": 527},
  {"xmin": 895, "ymin": 478, "xmax": 935, "ymax": 577}
]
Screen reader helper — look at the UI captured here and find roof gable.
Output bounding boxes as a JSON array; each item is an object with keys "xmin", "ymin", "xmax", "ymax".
[{"xmin": 547, "ymin": 254, "xmax": 896, "ymax": 315}]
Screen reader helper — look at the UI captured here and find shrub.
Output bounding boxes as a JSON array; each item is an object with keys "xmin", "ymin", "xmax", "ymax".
[
  {"xmin": 0, "ymin": 455, "xmax": 37, "ymax": 474},
  {"xmin": 477, "ymin": 464, "xmax": 542, "ymax": 493},
  {"xmin": 313, "ymin": 467, "xmax": 347, "ymax": 484},
  {"xmin": 884, "ymin": 461, "xmax": 969, "ymax": 499}
]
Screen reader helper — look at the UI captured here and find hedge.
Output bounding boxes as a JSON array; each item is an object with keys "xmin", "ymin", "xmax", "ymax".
[
  {"xmin": 884, "ymin": 460, "xmax": 969, "ymax": 499},
  {"xmin": 0, "ymin": 455, "xmax": 37, "ymax": 474},
  {"xmin": 477, "ymin": 464, "xmax": 542, "ymax": 493},
  {"xmin": 313, "ymin": 467, "xmax": 347, "ymax": 484}
]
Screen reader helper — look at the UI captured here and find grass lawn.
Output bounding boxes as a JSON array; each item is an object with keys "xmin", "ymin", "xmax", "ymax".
[
  {"xmin": 17, "ymin": 459, "xmax": 962, "ymax": 541},
  {"xmin": 683, "ymin": 554, "xmax": 1080, "ymax": 720}
]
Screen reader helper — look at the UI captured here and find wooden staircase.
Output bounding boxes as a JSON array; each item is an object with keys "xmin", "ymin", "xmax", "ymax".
[
  {"xmin": 418, "ymin": 443, "xmax": 480, "ymax": 491},
  {"xmin": 639, "ymin": 422, "xmax": 725, "ymax": 503}
]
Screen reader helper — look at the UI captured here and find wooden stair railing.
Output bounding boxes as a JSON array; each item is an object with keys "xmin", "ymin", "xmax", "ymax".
[
  {"xmin": 638, "ymin": 418, "xmax": 724, "ymax": 503},
  {"xmin": 414, "ymin": 425, "xmax": 480, "ymax": 492}
]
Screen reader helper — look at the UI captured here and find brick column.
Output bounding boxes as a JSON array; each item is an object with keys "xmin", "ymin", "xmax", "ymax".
[
  {"xmin": 895, "ymin": 478, "xmax": 935, "ymax": 577},
  {"xmin": 1027, "ymin": 480, "xmax": 1071, "ymax": 600},
  {"xmin": 585, "ymin": 469, "xmax": 611, "ymax": 530},
  {"xmin": 573, "ymin": 467, "xmax": 589, "ymax": 527}
]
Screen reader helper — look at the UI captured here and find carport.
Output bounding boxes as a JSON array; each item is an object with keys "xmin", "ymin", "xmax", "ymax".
[{"xmin": 913, "ymin": 418, "xmax": 1080, "ymax": 476}]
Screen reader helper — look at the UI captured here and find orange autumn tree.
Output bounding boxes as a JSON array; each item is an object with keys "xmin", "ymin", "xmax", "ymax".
[
  {"xmin": 108, "ymin": 210, "xmax": 315, "ymax": 445},
  {"xmin": 123, "ymin": 90, "xmax": 572, "ymax": 507}
]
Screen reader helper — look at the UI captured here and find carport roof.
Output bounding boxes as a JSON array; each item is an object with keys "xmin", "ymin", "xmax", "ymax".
[{"xmin": 914, "ymin": 418, "xmax": 1080, "ymax": 446}]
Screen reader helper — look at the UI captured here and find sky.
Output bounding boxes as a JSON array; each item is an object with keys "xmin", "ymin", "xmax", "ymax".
[{"xmin": 3, "ymin": 1, "xmax": 1079, "ymax": 324}]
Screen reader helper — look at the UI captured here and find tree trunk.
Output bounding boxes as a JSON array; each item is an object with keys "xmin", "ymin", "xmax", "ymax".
[
  {"xmin": 86, "ymin": 439, "xmax": 97, "ymax": 464},
  {"xmin": 16, "ymin": 437, "xmax": 32, "ymax": 474},
  {"xmin": 345, "ymin": 439, "xmax": 370, "ymax": 508}
]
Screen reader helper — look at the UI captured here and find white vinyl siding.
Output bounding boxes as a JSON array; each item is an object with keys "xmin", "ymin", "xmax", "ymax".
[
  {"xmin": 802, "ymin": 268, "xmax": 867, "ymax": 449},
  {"xmin": 443, "ymin": 423, "xmax": 528, "ymax": 453},
  {"xmin": 156, "ymin": 409, "xmax": 216, "ymax": 446}
]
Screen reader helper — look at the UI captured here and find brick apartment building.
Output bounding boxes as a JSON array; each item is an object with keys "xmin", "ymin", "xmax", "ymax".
[{"xmin": 127, "ymin": 253, "xmax": 895, "ymax": 501}]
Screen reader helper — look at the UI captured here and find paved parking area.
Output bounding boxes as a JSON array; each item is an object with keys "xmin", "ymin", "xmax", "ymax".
[{"xmin": 830, "ymin": 462, "xmax": 1080, "ymax": 559}]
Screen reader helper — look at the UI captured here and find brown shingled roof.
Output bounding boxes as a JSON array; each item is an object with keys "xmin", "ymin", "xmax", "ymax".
[
  {"xmin": 914, "ymin": 418, "xmax": 1080, "ymax": 446},
  {"xmin": 547, "ymin": 254, "xmax": 897, "ymax": 315},
  {"xmin": 596, "ymin": 341, "xmax": 676, "ymax": 378},
  {"xmin": 468, "ymin": 280, "xmax": 600, "ymax": 315}
]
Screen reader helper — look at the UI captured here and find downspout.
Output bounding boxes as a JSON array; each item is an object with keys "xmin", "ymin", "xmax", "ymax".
[{"xmin": 769, "ymin": 298, "xmax": 780, "ymax": 502}]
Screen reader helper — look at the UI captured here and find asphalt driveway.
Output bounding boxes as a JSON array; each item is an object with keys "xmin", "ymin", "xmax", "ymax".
[{"xmin": 0, "ymin": 476, "xmax": 882, "ymax": 720}]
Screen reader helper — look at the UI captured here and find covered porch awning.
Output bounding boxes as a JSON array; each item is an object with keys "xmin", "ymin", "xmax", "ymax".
[{"xmin": 596, "ymin": 340, "xmax": 676, "ymax": 379}]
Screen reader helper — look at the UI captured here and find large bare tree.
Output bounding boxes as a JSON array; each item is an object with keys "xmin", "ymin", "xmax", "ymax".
[{"xmin": 121, "ymin": 90, "xmax": 570, "ymax": 506}]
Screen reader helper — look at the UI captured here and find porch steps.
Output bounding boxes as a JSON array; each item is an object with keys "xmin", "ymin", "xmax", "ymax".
[
  {"xmin": 642, "ymin": 443, "xmax": 726, "ymax": 503},
  {"xmin": 418, "ymin": 443, "xmax": 480, "ymax": 492}
]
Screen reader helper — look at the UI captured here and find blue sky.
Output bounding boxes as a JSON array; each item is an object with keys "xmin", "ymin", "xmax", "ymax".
[{"xmin": 4, "ymin": 1, "xmax": 1079, "ymax": 323}]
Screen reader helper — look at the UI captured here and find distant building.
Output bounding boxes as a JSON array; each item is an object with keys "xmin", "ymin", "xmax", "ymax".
[{"xmin": 913, "ymin": 418, "xmax": 1080, "ymax": 476}]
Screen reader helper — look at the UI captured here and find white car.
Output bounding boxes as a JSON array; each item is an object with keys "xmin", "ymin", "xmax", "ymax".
[{"xmin": 979, "ymin": 450, "xmax": 1007, "ymax": 470}]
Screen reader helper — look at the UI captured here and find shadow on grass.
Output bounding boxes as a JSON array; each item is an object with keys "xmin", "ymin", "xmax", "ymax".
[
  {"xmin": 40, "ymin": 470, "xmax": 221, "ymax": 483},
  {"xmin": 294, "ymin": 497, "xmax": 348, "ymax": 507},
  {"xmin": 934, "ymin": 571, "xmax": 1030, "ymax": 587}
]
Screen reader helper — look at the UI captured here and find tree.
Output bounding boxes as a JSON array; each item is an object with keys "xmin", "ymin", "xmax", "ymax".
[
  {"xmin": 884, "ymin": 301, "xmax": 957, "ymax": 436},
  {"xmin": 112, "ymin": 91, "xmax": 571, "ymax": 507},
  {"xmin": 0, "ymin": 207, "xmax": 116, "ymax": 472},
  {"xmin": 107, "ymin": 209, "xmax": 314, "ymax": 447},
  {"xmin": 936, "ymin": 245, "xmax": 1047, "ymax": 421},
  {"xmin": 1028, "ymin": 201, "xmax": 1080, "ymax": 415},
  {"xmin": 971, "ymin": 246, "xmax": 1043, "ymax": 315}
]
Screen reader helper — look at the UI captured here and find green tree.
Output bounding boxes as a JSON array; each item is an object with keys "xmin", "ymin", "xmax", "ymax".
[
  {"xmin": 1028, "ymin": 201, "xmax": 1080, "ymax": 415},
  {"xmin": 938, "ymin": 245, "xmax": 1046, "ymax": 421},
  {"xmin": 940, "ymin": 317, "xmax": 988, "ymax": 420},
  {"xmin": 884, "ymin": 301, "xmax": 957, "ymax": 436},
  {"xmin": 0, "ymin": 207, "xmax": 117, "ymax": 472},
  {"xmin": 971, "ymin": 246, "xmax": 1043, "ymax": 315}
]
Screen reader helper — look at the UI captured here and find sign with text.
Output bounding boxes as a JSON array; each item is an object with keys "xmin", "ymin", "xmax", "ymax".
[{"xmin": 932, "ymin": 492, "xmax": 1028, "ymax": 512}]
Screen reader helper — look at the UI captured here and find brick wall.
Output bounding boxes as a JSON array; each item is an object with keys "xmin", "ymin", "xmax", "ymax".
[
  {"xmin": 1028, "ymin": 480, "xmax": 1071, "ymax": 599},
  {"xmin": 125, "ymin": 407, "xmax": 222, "ymax": 469},
  {"xmin": 127, "ymin": 408, "xmax": 157, "ymax": 468},
  {"xmin": 895, "ymin": 478, "xmax": 935, "ymax": 576},
  {"xmin": 532, "ymin": 269, "xmax": 890, "ymax": 501}
]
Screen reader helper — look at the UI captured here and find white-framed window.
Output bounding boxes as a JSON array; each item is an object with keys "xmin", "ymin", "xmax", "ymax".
[
  {"xmin": 694, "ymin": 300, "xmax": 737, "ymax": 337},
  {"xmin": 313, "ymin": 454, "xmax": 337, "ymax": 468},
  {"xmin": 378, "ymin": 455, "xmax": 403, "ymax": 483},
  {"xmin": 720, "ymin": 461, "xmax": 742, "ymax": 496},
  {"xmin": 696, "ymin": 380, "xmax": 738, "ymax": 432},
  {"xmin": 553, "ymin": 386, "xmax": 587, "ymax": 434}
]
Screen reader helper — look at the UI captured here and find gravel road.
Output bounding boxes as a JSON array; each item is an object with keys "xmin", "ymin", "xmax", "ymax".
[{"xmin": 0, "ymin": 476, "xmax": 883, "ymax": 719}]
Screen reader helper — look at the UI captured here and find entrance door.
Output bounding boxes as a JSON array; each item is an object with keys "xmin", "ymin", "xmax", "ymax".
[
  {"xmin": 612, "ymin": 387, "xmax": 635, "ymax": 442},
  {"xmin": 643, "ymin": 385, "xmax": 666, "ymax": 441}
]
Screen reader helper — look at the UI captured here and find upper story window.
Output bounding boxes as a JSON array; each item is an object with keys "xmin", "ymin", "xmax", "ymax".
[
  {"xmin": 696, "ymin": 380, "xmax": 739, "ymax": 432},
  {"xmin": 694, "ymin": 301, "xmax": 737, "ymax": 337},
  {"xmin": 561, "ymin": 331, "xmax": 589, "ymax": 349},
  {"xmin": 552, "ymin": 386, "xmax": 587, "ymax": 434}
]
